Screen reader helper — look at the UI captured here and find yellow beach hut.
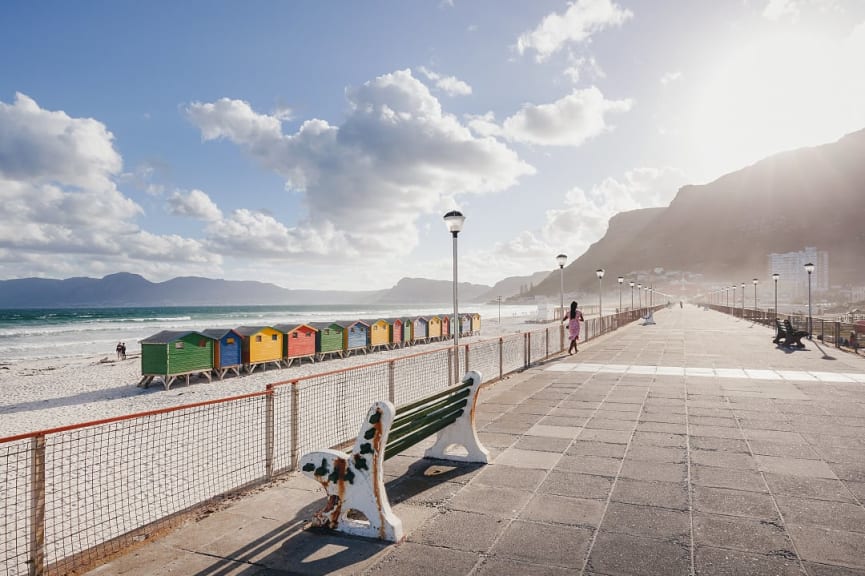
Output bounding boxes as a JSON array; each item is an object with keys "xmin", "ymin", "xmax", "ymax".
[
  {"xmin": 365, "ymin": 318, "xmax": 391, "ymax": 352},
  {"xmin": 236, "ymin": 325, "xmax": 284, "ymax": 374},
  {"xmin": 427, "ymin": 315, "xmax": 442, "ymax": 341},
  {"xmin": 470, "ymin": 313, "xmax": 481, "ymax": 335}
]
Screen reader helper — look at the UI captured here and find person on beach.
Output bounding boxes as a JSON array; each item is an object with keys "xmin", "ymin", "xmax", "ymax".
[
  {"xmin": 120, "ymin": 342, "xmax": 127, "ymax": 360},
  {"xmin": 562, "ymin": 301, "xmax": 584, "ymax": 355},
  {"xmin": 116, "ymin": 342, "xmax": 122, "ymax": 360}
]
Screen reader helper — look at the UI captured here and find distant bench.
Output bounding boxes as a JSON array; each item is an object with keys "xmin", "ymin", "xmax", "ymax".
[
  {"xmin": 300, "ymin": 370, "xmax": 489, "ymax": 542},
  {"xmin": 773, "ymin": 318, "xmax": 807, "ymax": 348}
]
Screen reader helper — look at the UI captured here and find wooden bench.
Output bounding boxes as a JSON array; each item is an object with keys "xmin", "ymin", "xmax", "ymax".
[
  {"xmin": 773, "ymin": 318, "xmax": 807, "ymax": 348},
  {"xmin": 300, "ymin": 370, "xmax": 489, "ymax": 542}
]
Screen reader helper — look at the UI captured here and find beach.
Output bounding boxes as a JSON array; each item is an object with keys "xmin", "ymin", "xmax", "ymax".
[{"xmin": 0, "ymin": 314, "xmax": 552, "ymax": 439}]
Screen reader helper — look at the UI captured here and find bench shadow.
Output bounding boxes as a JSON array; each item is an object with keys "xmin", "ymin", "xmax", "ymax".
[
  {"xmin": 810, "ymin": 339, "xmax": 837, "ymax": 360},
  {"xmin": 188, "ymin": 458, "xmax": 483, "ymax": 576}
]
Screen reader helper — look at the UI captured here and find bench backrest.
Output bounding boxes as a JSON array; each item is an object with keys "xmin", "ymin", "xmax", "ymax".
[{"xmin": 384, "ymin": 380, "xmax": 472, "ymax": 460}]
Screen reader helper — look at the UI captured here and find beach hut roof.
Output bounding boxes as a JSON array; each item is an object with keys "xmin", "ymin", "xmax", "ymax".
[
  {"xmin": 140, "ymin": 330, "xmax": 209, "ymax": 345},
  {"xmin": 272, "ymin": 323, "xmax": 318, "ymax": 333},
  {"xmin": 334, "ymin": 320, "xmax": 370, "ymax": 329},
  {"xmin": 200, "ymin": 328, "xmax": 242, "ymax": 340},
  {"xmin": 361, "ymin": 318, "xmax": 389, "ymax": 326},
  {"xmin": 308, "ymin": 321, "xmax": 344, "ymax": 331},
  {"xmin": 234, "ymin": 325, "xmax": 274, "ymax": 337}
]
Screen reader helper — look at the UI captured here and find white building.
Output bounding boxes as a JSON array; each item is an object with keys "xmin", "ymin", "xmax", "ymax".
[{"xmin": 768, "ymin": 247, "xmax": 829, "ymax": 300}]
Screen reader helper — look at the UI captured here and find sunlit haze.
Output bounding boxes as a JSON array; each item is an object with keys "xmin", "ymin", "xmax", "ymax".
[{"xmin": 1, "ymin": 0, "xmax": 863, "ymax": 290}]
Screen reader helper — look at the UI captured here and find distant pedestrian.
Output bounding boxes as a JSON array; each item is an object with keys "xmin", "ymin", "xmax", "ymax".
[
  {"xmin": 562, "ymin": 301, "xmax": 584, "ymax": 355},
  {"xmin": 116, "ymin": 342, "xmax": 122, "ymax": 360},
  {"xmin": 120, "ymin": 342, "xmax": 127, "ymax": 360}
]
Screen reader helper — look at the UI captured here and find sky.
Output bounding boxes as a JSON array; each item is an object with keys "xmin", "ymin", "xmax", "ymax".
[{"xmin": 1, "ymin": 0, "xmax": 864, "ymax": 291}]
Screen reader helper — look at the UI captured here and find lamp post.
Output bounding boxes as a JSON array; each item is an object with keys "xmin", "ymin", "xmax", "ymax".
[
  {"xmin": 741, "ymin": 282, "xmax": 745, "ymax": 319},
  {"xmin": 804, "ymin": 262, "xmax": 815, "ymax": 338},
  {"xmin": 618, "ymin": 276, "xmax": 624, "ymax": 313},
  {"xmin": 596, "ymin": 269, "xmax": 605, "ymax": 317},
  {"xmin": 444, "ymin": 210, "xmax": 465, "ymax": 383},
  {"xmin": 629, "ymin": 281, "xmax": 635, "ymax": 311},
  {"xmin": 497, "ymin": 295, "xmax": 502, "ymax": 325},
  {"xmin": 556, "ymin": 253, "xmax": 567, "ymax": 350},
  {"xmin": 637, "ymin": 283, "xmax": 642, "ymax": 312},
  {"xmin": 752, "ymin": 279, "xmax": 758, "ymax": 321},
  {"xmin": 772, "ymin": 273, "xmax": 779, "ymax": 322}
]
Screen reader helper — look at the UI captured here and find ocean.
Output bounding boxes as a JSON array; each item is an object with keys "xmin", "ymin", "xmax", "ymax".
[{"xmin": 0, "ymin": 303, "xmax": 542, "ymax": 363}]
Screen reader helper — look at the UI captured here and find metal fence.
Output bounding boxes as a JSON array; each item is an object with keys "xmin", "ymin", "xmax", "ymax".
[
  {"xmin": 703, "ymin": 303, "xmax": 863, "ymax": 350},
  {"xmin": 1, "ymin": 309, "xmax": 650, "ymax": 576}
]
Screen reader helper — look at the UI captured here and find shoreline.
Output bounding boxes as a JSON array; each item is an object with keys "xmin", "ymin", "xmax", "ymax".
[{"xmin": 0, "ymin": 317, "xmax": 559, "ymax": 439}]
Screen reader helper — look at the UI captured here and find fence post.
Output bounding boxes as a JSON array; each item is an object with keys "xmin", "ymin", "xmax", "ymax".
[
  {"xmin": 545, "ymin": 327, "xmax": 549, "ymax": 358},
  {"xmin": 290, "ymin": 381, "xmax": 300, "ymax": 472},
  {"xmin": 465, "ymin": 344, "xmax": 470, "ymax": 374},
  {"xmin": 29, "ymin": 434, "xmax": 46, "ymax": 576},
  {"xmin": 498, "ymin": 337, "xmax": 503, "ymax": 381},
  {"xmin": 448, "ymin": 349, "xmax": 454, "ymax": 387},
  {"xmin": 527, "ymin": 332, "xmax": 532, "ymax": 367},
  {"xmin": 835, "ymin": 322, "xmax": 841, "ymax": 348},
  {"xmin": 388, "ymin": 360, "xmax": 396, "ymax": 402},
  {"xmin": 265, "ymin": 384, "xmax": 274, "ymax": 478}
]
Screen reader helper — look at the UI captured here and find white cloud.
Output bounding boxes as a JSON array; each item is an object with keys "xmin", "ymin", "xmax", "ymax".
[
  {"xmin": 167, "ymin": 189, "xmax": 223, "ymax": 221},
  {"xmin": 186, "ymin": 68, "xmax": 533, "ymax": 259},
  {"xmin": 500, "ymin": 87, "xmax": 633, "ymax": 146},
  {"xmin": 517, "ymin": 0, "xmax": 633, "ymax": 62},
  {"xmin": 417, "ymin": 66, "xmax": 473, "ymax": 96},
  {"xmin": 762, "ymin": 0, "xmax": 839, "ymax": 21},
  {"xmin": 563, "ymin": 54, "xmax": 605, "ymax": 84},
  {"xmin": 0, "ymin": 93, "xmax": 220, "ymax": 279},
  {"xmin": 0, "ymin": 93, "xmax": 122, "ymax": 191},
  {"xmin": 477, "ymin": 167, "xmax": 686, "ymax": 276},
  {"xmin": 660, "ymin": 71, "xmax": 682, "ymax": 85},
  {"xmin": 465, "ymin": 111, "xmax": 503, "ymax": 138}
]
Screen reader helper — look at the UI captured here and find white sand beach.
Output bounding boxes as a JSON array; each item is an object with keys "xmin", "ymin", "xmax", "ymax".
[{"xmin": 0, "ymin": 316, "xmax": 555, "ymax": 439}]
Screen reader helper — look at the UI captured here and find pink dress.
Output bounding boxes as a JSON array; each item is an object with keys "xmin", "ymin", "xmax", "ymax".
[{"xmin": 567, "ymin": 313, "xmax": 581, "ymax": 340}]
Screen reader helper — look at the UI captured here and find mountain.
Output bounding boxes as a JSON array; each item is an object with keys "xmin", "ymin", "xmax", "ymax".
[
  {"xmin": 0, "ymin": 273, "xmax": 384, "ymax": 307},
  {"xmin": 372, "ymin": 277, "xmax": 491, "ymax": 304},
  {"xmin": 531, "ymin": 128, "xmax": 865, "ymax": 298},
  {"xmin": 474, "ymin": 271, "xmax": 554, "ymax": 303}
]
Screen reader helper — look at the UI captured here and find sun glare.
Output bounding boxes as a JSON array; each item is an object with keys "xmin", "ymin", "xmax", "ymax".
[{"xmin": 687, "ymin": 23, "xmax": 864, "ymax": 180}]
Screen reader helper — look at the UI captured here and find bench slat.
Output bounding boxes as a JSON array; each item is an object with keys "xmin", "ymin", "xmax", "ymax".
[
  {"xmin": 389, "ymin": 397, "xmax": 469, "ymax": 446},
  {"xmin": 392, "ymin": 388, "xmax": 470, "ymax": 431},
  {"xmin": 395, "ymin": 380, "xmax": 472, "ymax": 415},
  {"xmin": 384, "ymin": 405, "xmax": 465, "ymax": 460}
]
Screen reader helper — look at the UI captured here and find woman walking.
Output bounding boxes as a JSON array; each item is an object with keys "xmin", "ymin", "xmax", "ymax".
[{"xmin": 562, "ymin": 301, "xmax": 584, "ymax": 355}]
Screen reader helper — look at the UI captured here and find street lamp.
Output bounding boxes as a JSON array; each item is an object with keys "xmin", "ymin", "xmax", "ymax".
[
  {"xmin": 618, "ymin": 276, "xmax": 623, "ymax": 313},
  {"xmin": 772, "ymin": 273, "xmax": 779, "ymax": 322},
  {"xmin": 752, "ymin": 279, "xmax": 758, "ymax": 321},
  {"xmin": 596, "ymin": 269, "xmax": 605, "ymax": 317},
  {"xmin": 804, "ymin": 262, "xmax": 815, "ymax": 338},
  {"xmin": 444, "ymin": 210, "xmax": 465, "ymax": 382},
  {"xmin": 497, "ymin": 295, "xmax": 502, "ymax": 325},
  {"xmin": 629, "ymin": 281, "xmax": 635, "ymax": 311},
  {"xmin": 556, "ymin": 253, "xmax": 567, "ymax": 350},
  {"xmin": 741, "ymin": 282, "xmax": 745, "ymax": 318},
  {"xmin": 637, "ymin": 283, "xmax": 642, "ymax": 312}
]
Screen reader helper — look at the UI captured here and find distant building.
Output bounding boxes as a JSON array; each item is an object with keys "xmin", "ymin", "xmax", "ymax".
[{"xmin": 768, "ymin": 247, "xmax": 829, "ymax": 299}]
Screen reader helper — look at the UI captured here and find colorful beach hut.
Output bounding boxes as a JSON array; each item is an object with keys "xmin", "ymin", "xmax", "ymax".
[
  {"xmin": 138, "ymin": 330, "xmax": 215, "ymax": 390},
  {"xmin": 273, "ymin": 323, "xmax": 318, "ymax": 367},
  {"xmin": 402, "ymin": 317, "xmax": 414, "ymax": 346},
  {"xmin": 310, "ymin": 322, "xmax": 346, "ymax": 361},
  {"xmin": 427, "ymin": 315, "xmax": 442, "ymax": 341},
  {"xmin": 339, "ymin": 320, "xmax": 370, "ymax": 357},
  {"xmin": 441, "ymin": 314, "xmax": 451, "ymax": 340},
  {"xmin": 387, "ymin": 317, "xmax": 404, "ymax": 349},
  {"xmin": 200, "ymin": 328, "xmax": 243, "ymax": 380},
  {"xmin": 459, "ymin": 314, "xmax": 472, "ymax": 337},
  {"xmin": 412, "ymin": 317, "xmax": 429, "ymax": 344},
  {"xmin": 235, "ymin": 325, "xmax": 284, "ymax": 374},
  {"xmin": 470, "ymin": 313, "xmax": 482, "ymax": 335},
  {"xmin": 365, "ymin": 318, "xmax": 391, "ymax": 352}
]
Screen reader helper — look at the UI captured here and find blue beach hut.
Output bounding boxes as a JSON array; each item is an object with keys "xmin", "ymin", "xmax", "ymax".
[{"xmin": 200, "ymin": 328, "xmax": 243, "ymax": 380}]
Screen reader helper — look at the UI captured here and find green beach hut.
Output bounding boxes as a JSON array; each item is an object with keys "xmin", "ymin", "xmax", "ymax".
[
  {"xmin": 310, "ymin": 321, "xmax": 346, "ymax": 361},
  {"xmin": 138, "ymin": 330, "xmax": 215, "ymax": 390}
]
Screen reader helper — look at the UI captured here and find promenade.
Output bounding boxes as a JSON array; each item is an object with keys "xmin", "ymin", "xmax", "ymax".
[{"xmin": 86, "ymin": 305, "xmax": 865, "ymax": 575}]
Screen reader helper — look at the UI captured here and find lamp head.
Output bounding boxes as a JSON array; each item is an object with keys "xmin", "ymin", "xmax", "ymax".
[
  {"xmin": 556, "ymin": 253, "xmax": 567, "ymax": 268},
  {"xmin": 804, "ymin": 262, "xmax": 815, "ymax": 274},
  {"xmin": 596, "ymin": 268, "xmax": 605, "ymax": 279},
  {"xmin": 443, "ymin": 210, "xmax": 465, "ymax": 235},
  {"xmin": 618, "ymin": 276, "xmax": 624, "ymax": 284},
  {"xmin": 772, "ymin": 273, "xmax": 780, "ymax": 281},
  {"xmin": 629, "ymin": 281, "xmax": 634, "ymax": 287},
  {"xmin": 753, "ymin": 278, "xmax": 758, "ymax": 285}
]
